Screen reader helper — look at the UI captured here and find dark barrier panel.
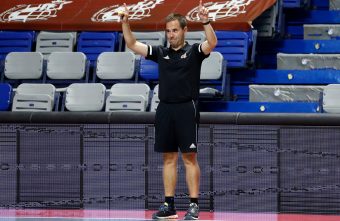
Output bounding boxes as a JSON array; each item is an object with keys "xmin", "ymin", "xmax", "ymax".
[{"xmin": 1, "ymin": 112, "xmax": 340, "ymax": 214}]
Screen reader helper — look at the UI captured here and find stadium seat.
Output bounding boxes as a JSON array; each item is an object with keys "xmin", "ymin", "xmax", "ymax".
[
  {"xmin": 95, "ymin": 52, "xmax": 137, "ymax": 82},
  {"xmin": 150, "ymin": 84, "xmax": 159, "ymax": 112},
  {"xmin": 36, "ymin": 31, "xmax": 76, "ymax": 58},
  {"xmin": 0, "ymin": 31, "xmax": 35, "ymax": 61},
  {"xmin": 139, "ymin": 57, "xmax": 159, "ymax": 81},
  {"xmin": 253, "ymin": 0, "xmax": 284, "ymax": 38},
  {"xmin": 125, "ymin": 32, "xmax": 165, "ymax": 58},
  {"xmin": 2, "ymin": 52, "xmax": 44, "ymax": 85},
  {"xmin": 77, "ymin": 31, "xmax": 119, "ymax": 67},
  {"xmin": 64, "ymin": 83, "xmax": 106, "ymax": 111},
  {"xmin": 330, "ymin": 0, "xmax": 340, "ymax": 10},
  {"xmin": 105, "ymin": 83, "xmax": 150, "ymax": 112},
  {"xmin": 322, "ymin": 84, "xmax": 340, "ymax": 113},
  {"xmin": 0, "ymin": 83, "xmax": 12, "ymax": 111},
  {"xmin": 12, "ymin": 83, "xmax": 56, "ymax": 112},
  {"xmin": 200, "ymin": 52, "xmax": 229, "ymax": 100},
  {"xmin": 185, "ymin": 31, "xmax": 206, "ymax": 45},
  {"xmin": 283, "ymin": 0, "xmax": 310, "ymax": 8},
  {"xmin": 46, "ymin": 52, "xmax": 89, "ymax": 84},
  {"xmin": 214, "ymin": 30, "xmax": 257, "ymax": 68}
]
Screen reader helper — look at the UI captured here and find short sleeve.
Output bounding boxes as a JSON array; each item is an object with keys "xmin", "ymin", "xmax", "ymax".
[{"xmin": 145, "ymin": 45, "xmax": 160, "ymax": 62}]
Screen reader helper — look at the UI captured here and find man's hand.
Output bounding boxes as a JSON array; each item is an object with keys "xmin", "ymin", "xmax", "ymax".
[
  {"xmin": 198, "ymin": 0, "xmax": 209, "ymax": 23},
  {"xmin": 118, "ymin": 3, "xmax": 129, "ymax": 23}
]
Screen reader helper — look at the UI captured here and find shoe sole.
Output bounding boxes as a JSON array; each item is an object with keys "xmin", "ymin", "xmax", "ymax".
[
  {"xmin": 153, "ymin": 214, "xmax": 178, "ymax": 219},
  {"xmin": 184, "ymin": 215, "xmax": 199, "ymax": 220}
]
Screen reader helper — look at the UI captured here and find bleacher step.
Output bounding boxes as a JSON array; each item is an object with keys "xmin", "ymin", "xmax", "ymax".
[
  {"xmin": 249, "ymin": 85, "xmax": 324, "ymax": 102},
  {"xmin": 277, "ymin": 53, "xmax": 340, "ymax": 70},
  {"xmin": 304, "ymin": 24, "xmax": 340, "ymax": 40}
]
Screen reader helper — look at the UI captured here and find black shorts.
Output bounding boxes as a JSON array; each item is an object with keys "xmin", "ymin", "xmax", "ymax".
[{"xmin": 154, "ymin": 100, "xmax": 199, "ymax": 153}]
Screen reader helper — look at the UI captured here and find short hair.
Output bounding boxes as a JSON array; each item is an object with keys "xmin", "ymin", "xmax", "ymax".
[{"xmin": 165, "ymin": 13, "xmax": 187, "ymax": 29}]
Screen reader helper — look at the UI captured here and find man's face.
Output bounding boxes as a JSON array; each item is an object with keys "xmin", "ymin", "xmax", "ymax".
[{"xmin": 166, "ymin": 20, "xmax": 187, "ymax": 49}]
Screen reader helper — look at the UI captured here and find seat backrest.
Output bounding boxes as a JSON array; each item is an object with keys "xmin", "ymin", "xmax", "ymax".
[
  {"xmin": 0, "ymin": 31, "xmax": 34, "ymax": 61},
  {"xmin": 253, "ymin": 3, "xmax": 277, "ymax": 37},
  {"xmin": 125, "ymin": 32, "xmax": 165, "ymax": 54},
  {"xmin": 110, "ymin": 83, "xmax": 150, "ymax": 101},
  {"xmin": 139, "ymin": 57, "xmax": 159, "ymax": 80},
  {"xmin": 12, "ymin": 83, "xmax": 56, "ymax": 112},
  {"xmin": 77, "ymin": 32, "xmax": 119, "ymax": 67},
  {"xmin": 96, "ymin": 52, "xmax": 136, "ymax": 80},
  {"xmin": 36, "ymin": 31, "xmax": 76, "ymax": 58},
  {"xmin": 323, "ymin": 84, "xmax": 340, "ymax": 113},
  {"xmin": 47, "ymin": 52, "xmax": 87, "ymax": 79},
  {"xmin": 201, "ymin": 52, "xmax": 224, "ymax": 80},
  {"xmin": 185, "ymin": 31, "xmax": 206, "ymax": 45},
  {"xmin": 0, "ymin": 83, "xmax": 12, "ymax": 111},
  {"xmin": 65, "ymin": 83, "xmax": 106, "ymax": 111},
  {"xmin": 150, "ymin": 84, "xmax": 159, "ymax": 112},
  {"xmin": 214, "ymin": 31, "xmax": 253, "ymax": 68},
  {"xmin": 106, "ymin": 83, "xmax": 150, "ymax": 112},
  {"xmin": 4, "ymin": 52, "xmax": 43, "ymax": 79}
]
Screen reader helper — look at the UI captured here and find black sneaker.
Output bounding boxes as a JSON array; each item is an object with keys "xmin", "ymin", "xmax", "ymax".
[
  {"xmin": 184, "ymin": 203, "xmax": 199, "ymax": 220},
  {"xmin": 152, "ymin": 202, "xmax": 178, "ymax": 219}
]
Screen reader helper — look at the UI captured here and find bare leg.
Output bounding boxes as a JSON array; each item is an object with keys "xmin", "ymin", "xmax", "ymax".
[
  {"xmin": 182, "ymin": 152, "xmax": 200, "ymax": 198},
  {"xmin": 163, "ymin": 152, "xmax": 179, "ymax": 196}
]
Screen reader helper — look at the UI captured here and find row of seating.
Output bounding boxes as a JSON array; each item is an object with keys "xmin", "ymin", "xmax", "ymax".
[
  {"xmin": 0, "ymin": 82, "xmax": 158, "ymax": 112},
  {"xmin": 0, "ymin": 51, "xmax": 228, "ymax": 99},
  {"xmin": 0, "ymin": 30, "xmax": 254, "ymax": 69},
  {"xmin": 2, "ymin": 82, "xmax": 340, "ymax": 113}
]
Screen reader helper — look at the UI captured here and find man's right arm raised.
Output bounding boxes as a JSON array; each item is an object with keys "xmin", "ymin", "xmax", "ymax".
[{"xmin": 120, "ymin": 3, "xmax": 148, "ymax": 57}]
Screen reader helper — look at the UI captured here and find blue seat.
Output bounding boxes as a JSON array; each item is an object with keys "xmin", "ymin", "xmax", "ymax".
[
  {"xmin": 214, "ymin": 30, "xmax": 257, "ymax": 68},
  {"xmin": 139, "ymin": 57, "xmax": 159, "ymax": 81},
  {"xmin": 0, "ymin": 83, "xmax": 12, "ymax": 111},
  {"xmin": 283, "ymin": 0, "xmax": 310, "ymax": 8},
  {"xmin": 0, "ymin": 31, "xmax": 35, "ymax": 61},
  {"xmin": 77, "ymin": 32, "xmax": 119, "ymax": 68}
]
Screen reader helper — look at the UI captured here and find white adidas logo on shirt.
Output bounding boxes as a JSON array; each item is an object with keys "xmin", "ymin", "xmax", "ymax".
[{"xmin": 189, "ymin": 143, "xmax": 196, "ymax": 149}]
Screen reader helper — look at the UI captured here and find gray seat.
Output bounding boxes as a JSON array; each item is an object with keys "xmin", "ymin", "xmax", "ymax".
[
  {"xmin": 12, "ymin": 83, "xmax": 56, "ymax": 112},
  {"xmin": 199, "ymin": 52, "xmax": 227, "ymax": 98},
  {"xmin": 65, "ymin": 83, "xmax": 106, "ymax": 111},
  {"xmin": 201, "ymin": 52, "xmax": 224, "ymax": 80},
  {"xmin": 36, "ymin": 31, "xmax": 76, "ymax": 58},
  {"xmin": 96, "ymin": 52, "xmax": 136, "ymax": 80},
  {"xmin": 125, "ymin": 32, "xmax": 165, "ymax": 57},
  {"xmin": 47, "ymin": 52, "xmax": 87, "ymax": 80},
  {"xmin": 322, "ymin": 84, "xmax": 340, "ymax": 113},
  {"xmin": 253, "ymin": 1, "xmax": 280, "ymax": 37},
  {"xmin": 105, "ymin": 83, "xmax": 150, "ymax": 112},
  {"xmin": 304, "ymin": 24, "xmax": 340, "ymax": 40},
  {"xmin": 150, "ymin": 84, "xmax": 159, "ymax": 112},
  {"xmin": 277, "ymin": 53, "xmax": 340, "ymax": 70},
  {"xmin": 249, "ymin": 85, "xmax": 324, "ymax": 102},
  {"xmin": 330, "ymin": 0, "xmax": 340, "ymax": 10},
  {"xmin": 4, "ymin": 52, "xmax": 43, "ymax": 79}
]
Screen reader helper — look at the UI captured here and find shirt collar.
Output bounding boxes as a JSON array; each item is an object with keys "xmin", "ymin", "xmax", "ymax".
[{"xmin": 169, "ymin": 41, "xmax": 190, "ymax": 53}]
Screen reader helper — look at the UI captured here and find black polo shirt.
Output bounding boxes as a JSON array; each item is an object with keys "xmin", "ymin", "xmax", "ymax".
[{"xmin": 145, "ymin": 42, "xmax": 209, "ymax": 103}]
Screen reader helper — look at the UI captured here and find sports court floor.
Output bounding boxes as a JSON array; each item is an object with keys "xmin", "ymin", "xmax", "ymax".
[{"xmin": 1, "ymin": 209, "xmax": 340, "ymax": 221}]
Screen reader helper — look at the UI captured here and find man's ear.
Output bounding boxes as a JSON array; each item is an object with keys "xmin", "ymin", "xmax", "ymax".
[{"xmin": 184, "ymin": 26, "xmax": 188, "ymax": 33}]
